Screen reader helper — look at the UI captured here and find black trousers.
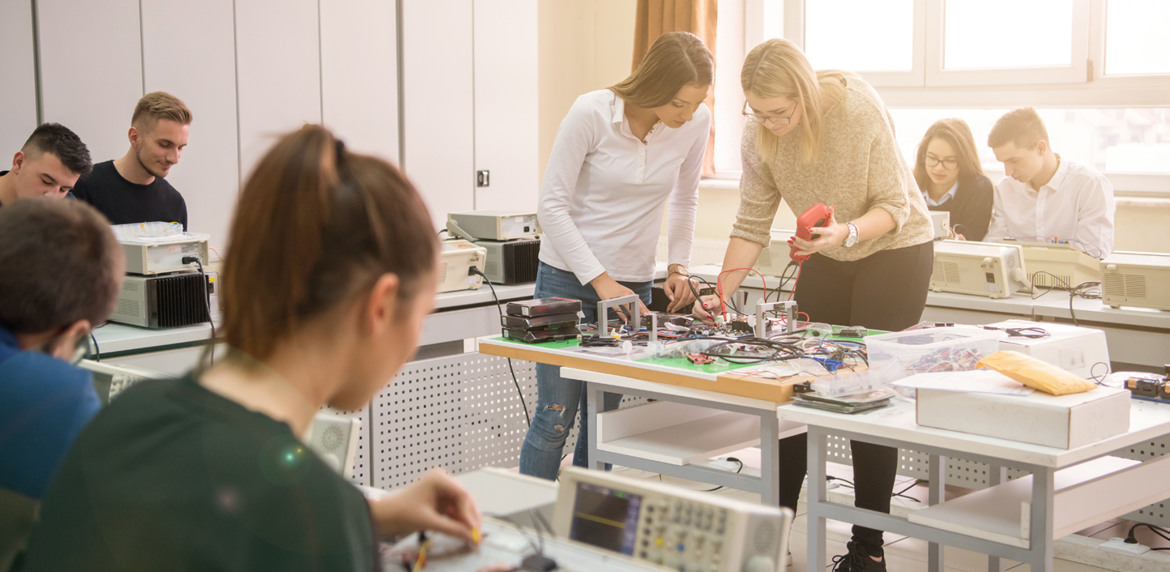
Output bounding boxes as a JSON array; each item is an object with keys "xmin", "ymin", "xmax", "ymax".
[{"xmin": 781, "ymin": 240, "xmax": 934, "ymax": 552}]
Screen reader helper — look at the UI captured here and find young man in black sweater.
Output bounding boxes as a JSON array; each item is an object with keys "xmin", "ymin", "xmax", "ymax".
[
  {"xmin": 0, "ymin": 123, "xmax": 92, "ymax": 207},
  {"xmin": 72, "ymin": 92, "xmax": 191, "ymax": 230}
]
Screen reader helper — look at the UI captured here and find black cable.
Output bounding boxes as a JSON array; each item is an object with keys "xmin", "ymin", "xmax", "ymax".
[
  {"xmin": 768, "ymin": 261, "xmax": 799, "ymax": 306},
  {"xmin": 700, "ymin": 457, "xmax": 744, "ymax": 492},
  {"xmin": 1125, "ymin": 523, "xmax": 1170, "ymax": 545},
  {"xmin": 892, "ymin": 480, "xmax": 922, "ymax": 503},
  {"xmin": 1090, "ymin": 361, "xmax": 1110, "ymax": 385},
  {"xmin": 184, "ymin": 257, "xmax": 216, "ymax": 363},
  {"xmin": 88, "ymin": 331, "xmax": 101, "ymax": 362},
  {"xmin": 471, "ymin": 268, "xmax": 531, "ymax": 427}
]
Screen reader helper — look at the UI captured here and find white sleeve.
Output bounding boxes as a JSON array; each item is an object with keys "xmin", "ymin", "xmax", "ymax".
[
  {"xmin": 666, "ymin": 104, "xmax": 710, "ymax": 269},
  {"xmin": 1073, "ymin": 173, "xmax": 1116, "ymax": 258},
  {"xmin": 536, "ymin": 98, "xmax": 607, "ymax": 285},
  {"xmin": 983, "ymin": 177, "xmax": 1010, "ymax": 242}
]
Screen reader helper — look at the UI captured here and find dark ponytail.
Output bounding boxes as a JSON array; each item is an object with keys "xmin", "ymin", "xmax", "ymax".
[{"xmin": 221, "ymin": 125, "xmax": 436, "ymax": 360}]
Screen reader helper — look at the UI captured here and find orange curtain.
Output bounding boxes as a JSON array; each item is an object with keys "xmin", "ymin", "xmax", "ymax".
[{"xmin": 632, "ymin": 0, "xmax": 719, "ymax": 177}]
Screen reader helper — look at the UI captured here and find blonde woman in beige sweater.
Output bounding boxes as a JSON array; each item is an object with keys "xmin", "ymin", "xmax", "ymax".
[{"xmin": 694, "ymin": 39, "xmax": 934, "ymax": 572}]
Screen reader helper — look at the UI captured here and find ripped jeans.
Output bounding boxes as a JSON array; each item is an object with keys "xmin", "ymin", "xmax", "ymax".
[{"xmin": 518, "ymin": 262, "xmax": 652, "ymax": 481}]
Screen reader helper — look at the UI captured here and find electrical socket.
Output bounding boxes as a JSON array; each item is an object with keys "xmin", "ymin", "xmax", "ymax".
[{"xmin": 1100, "ymin": 537, "xmax": 1151, "ymax": 555}]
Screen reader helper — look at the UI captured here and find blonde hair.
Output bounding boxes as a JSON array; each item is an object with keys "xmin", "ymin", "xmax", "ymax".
[
  {"xmin": 610, "ymin": 32, "xmax": 713, "ymax": 109},
  {"xmin": 741, "ymin": 39, "xmax": 850, "ymax": 163},
  {"xmin": 131, "ymin": 91, "xmax": 193, "ymax": 133},
  {"xmin": 988, "ymin": 107, "xmax": 1049, "ymax": 151}
]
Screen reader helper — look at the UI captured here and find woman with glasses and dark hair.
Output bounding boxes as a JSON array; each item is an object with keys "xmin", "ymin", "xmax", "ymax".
[
  {"xmin": 914, "ymin": 118, "xmax": 993, "ymax": 241},
  {"xmin": 521, "ymin": 31, "xmax": 713, "ymax": 480},
  {"xmin": 694, "ymin": 38, "xmax": 934, "ymax": 571}
]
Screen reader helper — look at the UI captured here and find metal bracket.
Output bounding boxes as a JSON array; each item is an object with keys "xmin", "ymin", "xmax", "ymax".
[
  {"xmin": 476, "ymin": 170, "xmax": 490, "ymax": 187},
  {"xmin": 647, "ymin": 313, "xmax": 658, "ymax": 342},
  {"xmin": 597, "ymin": 295, "xmax": 641, "ymax": 337},
  {"xmin": 754, "ymin": 300, "xmax": 801, "ymax": 338}
]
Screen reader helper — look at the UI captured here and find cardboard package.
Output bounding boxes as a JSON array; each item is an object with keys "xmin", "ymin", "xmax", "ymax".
[{"xmin": 916, "ymin": 386, "xmax": 1131, "ymax": 449}]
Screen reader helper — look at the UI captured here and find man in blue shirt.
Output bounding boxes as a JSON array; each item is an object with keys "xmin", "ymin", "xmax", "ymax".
[{"xmin": 0, "ymin": 198, "xmax": 124, "ymax": 569}]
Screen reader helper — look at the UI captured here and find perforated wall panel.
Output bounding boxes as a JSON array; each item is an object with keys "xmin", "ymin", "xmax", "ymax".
[{"xmin": 371, "ymin": 352, "xmax": 649, "ymax": 490}]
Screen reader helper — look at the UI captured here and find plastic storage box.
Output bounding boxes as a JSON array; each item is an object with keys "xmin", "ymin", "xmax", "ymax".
[{"xmin": 865, "ymin": 327, "xmax": 1002, "ymax": 385}]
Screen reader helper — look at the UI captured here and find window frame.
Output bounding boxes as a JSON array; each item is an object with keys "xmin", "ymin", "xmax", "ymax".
[{"xmin": 784, "ymin": 0, "xmax": 927, "ymax": 87}]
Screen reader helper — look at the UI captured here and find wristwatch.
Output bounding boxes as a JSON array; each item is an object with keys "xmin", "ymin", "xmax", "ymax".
[
  {"xmin": 843, "ymin": 222, "xmax": 860, "ymax": 248},
  {"xmin": 667, "ymin": 264, "xmax": 690, "ymax": 278}
]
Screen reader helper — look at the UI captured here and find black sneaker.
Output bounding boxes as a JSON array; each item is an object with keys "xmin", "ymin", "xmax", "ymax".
[{"xmin": 831, "ymin": 541, "xmax": 887, "ymax": 572}]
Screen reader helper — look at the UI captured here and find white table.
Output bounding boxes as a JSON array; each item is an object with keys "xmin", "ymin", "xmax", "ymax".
[{"xmin": 778, "ymin": 399, "xmax": 1170, "ymax": 572}]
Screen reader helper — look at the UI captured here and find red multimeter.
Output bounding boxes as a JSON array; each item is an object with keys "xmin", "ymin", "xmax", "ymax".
[{"xmin": 790, "ymin": 203, "xmax": 834, "ymax": 263}]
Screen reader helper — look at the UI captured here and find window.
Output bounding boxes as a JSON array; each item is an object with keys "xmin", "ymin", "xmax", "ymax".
[
  {"xmin": 804, "ymin": 0, "xmax": 915, "ymax": 72},
  {"xmin": 1104, "ymin": 0, "xmax": 1170, "ymax": 75},
  {"xmin": 942, "ymin": 0, "xmax": 1073, "ymax": 70},
  {"xmin": 889, "ymin": 108, "xmax": 1170, "ymax": 194}
]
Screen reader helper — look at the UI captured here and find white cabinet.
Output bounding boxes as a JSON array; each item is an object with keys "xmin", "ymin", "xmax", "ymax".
[
  {"xmin": 401, "ymin": 0, "xmax": 476, "ymax": 230},
  {"xmin": 320, "ymin": 0, "xmax": 400, "ymax": 165},
  {"xmin": 37, "ymin": 0, "xmax": 143, "ymax": 164},
  {"xmin": 473, "ymin": 0, "xmax": 540, "ymax": 213},
  {"xmin": 401, "ymin": 0, "xmax": 540, "ymax": 229},
  {"xmin": 234, "ymin": 0, "xmax": 322, "ymax": 181},
  {"xmin": 0, "ymin": 0, "xmax": 37, "ymax": 157},
  {"xmin": 141, "ymin": 0, "xmax": 240, "ymax": 247}
]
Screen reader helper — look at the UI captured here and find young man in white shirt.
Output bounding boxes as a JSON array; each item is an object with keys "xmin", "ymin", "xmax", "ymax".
[{"xmin": 984, "ymin": 107, "xmax": 1116, "ymax": 258}]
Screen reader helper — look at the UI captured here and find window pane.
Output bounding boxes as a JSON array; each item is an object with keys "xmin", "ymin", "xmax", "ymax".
[
  {"xmin": 1106, "ymin": 0, "xmax": 1170, "ymax": 75},
  {"xmin": 805, "ymin": 0, "xmax": 914, "ymax": 72},
  {"xmin": 888, "ymin": 108, "xmax": 1170, "ymax": 177},
  {"xmin": 944, "ymin": 0, "xmax": 1072, "ymax": 70}
]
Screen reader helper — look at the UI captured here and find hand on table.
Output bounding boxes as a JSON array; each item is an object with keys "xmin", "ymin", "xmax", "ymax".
[
  {"xmin": 691, "ymin": 294, "xmax": 724, "ymax": 325},
  {"xmin": 662, "ymin": 273, "xmax": 698, "ymax": 313},
  {"xmin": 369, "ymin": 468, "xmax": 482, "ymax": 543}
]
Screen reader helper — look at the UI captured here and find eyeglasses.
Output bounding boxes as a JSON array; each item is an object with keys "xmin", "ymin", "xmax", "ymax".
[
  {"xmin": 742, "ymin": 102, "xmax": 793, "ymax": 126},
  {"xmin": 925, "ymin": 155, "xmax": 959, "ymax": 170}
]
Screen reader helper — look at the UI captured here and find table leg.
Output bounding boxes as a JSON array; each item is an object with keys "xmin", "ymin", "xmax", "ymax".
[
  {"xmin": 987, "ymin": 464, "xmax": 1009, "ymax": 572},
  {"xmin": 587, "ymin": 384, "xmax": 604, "ymax": 471},
  {"xmin": 807, "ymin": 428, "xmax": 828, "ymax": 572},
  {"xmin": 1030, "ymin": 468, "xmax": 1056, "ymax": 572},
  {"xmin": 760, "ymin": 408, "xmax": 780, "ymax": 506},
  {"xmin": 928, "ymin": 453, "xmax": 948, "ymax": 572}
]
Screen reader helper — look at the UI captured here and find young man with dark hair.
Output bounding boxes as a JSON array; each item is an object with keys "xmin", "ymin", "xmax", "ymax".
[
  {"xmin": 72, "ymin": 91, "xmax": 191, "ymax": 230},
  {"xmin": 0, "ymin": 199, "xmax": 124, "ymax": 570},
  {"xmin": 0, "ymin": 123, "xmax": 92, "ymax": 207},
  {"xmin": 985, "ymin": 107, "xmax": 1116, "ymax": 258}
]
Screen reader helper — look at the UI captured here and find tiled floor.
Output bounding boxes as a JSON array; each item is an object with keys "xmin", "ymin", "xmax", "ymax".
[{"xmin": 593, "ymin": 450, "xmax": 1170, "ymax": 572}]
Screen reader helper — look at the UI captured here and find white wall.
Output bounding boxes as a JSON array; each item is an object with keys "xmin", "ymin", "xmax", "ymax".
[
  {"xmin": 0, "ymin": 0, "xmax": 38, "ymax": 160},
  {"xmin": 401, "ymin": 0, "xmax": 475, "ymax": 230},
  {"xmin": 37, "ymin": 0, "xmax": 143, "ymax": 164},
  {"xmin": 235, "ymin": 0, "xmax": 322, "ymax": 181},
  {"xmin": 141, "ymin": 0, "xmax": 240, "ymax": 247},
  {"xmin": 320, "ymin": 0, "xmax": 400, "ymax": 165}
]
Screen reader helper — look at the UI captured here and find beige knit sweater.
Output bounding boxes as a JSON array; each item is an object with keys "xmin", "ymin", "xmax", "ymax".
[{"xmin": 731, "ymin": 76, "xmax": 934, "ymax": 262}]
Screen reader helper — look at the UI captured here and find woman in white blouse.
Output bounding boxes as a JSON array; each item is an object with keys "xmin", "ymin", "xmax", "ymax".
[{"xmin": 520, "ymin": 32, "xmax": 712, "ymax": 480}]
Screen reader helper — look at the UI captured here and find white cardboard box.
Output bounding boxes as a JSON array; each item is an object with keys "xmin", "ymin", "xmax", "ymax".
[
  {"xmin": 916, "ymin": 386, "xmax": 1131, "ymax": 449},
  {"xmin": 986, "ymin": 320, "xmax": 1110, "ymax": 380}
]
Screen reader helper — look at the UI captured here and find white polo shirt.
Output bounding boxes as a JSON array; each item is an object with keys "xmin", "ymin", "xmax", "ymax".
[
  {"xmin": 538, "ymin": 89, "xmax": 710, "ymax": 284},
  {"xmin": 985, "ymin": 157, "xmax": 1116, "ymax": 258}
]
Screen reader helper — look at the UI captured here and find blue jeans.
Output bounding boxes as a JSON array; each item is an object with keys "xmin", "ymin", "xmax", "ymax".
[{"xmin": 518, "ymin": 262, "xmax": 652, "ymax": 480}]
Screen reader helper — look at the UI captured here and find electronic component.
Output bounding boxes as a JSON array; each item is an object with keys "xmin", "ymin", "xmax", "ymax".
[
  {"xmin": 438, "ymin": 240, "xmax": 487, "ymax": 293},
  {"xmin": 553, "ymin": 467, "xmax": 792, "ymax": 572},
  {"xmin": 1002, "ymin": 239, "xmax": 1102, "ymax": 289},
  {"xmin": 448, "ymin": 210, "xmax": 540, "ymax": 241},
  {"xmin": 108, "ymin": 271, "xmax": 212, "ymax": 328},
  {"xmin": 1119, "ymin": 366, "xmax": 1170, "ymax": 402},
  {"xmin": 79, "ymin": 360, "xmax": 175, "ymax": 404},
  {"xmin": 792, "ymin": 203, "xmax": 833, "ymax": 263},
  {"xmin": 119, "ymin": 233, "xmax": 210, "ymax": 275},
  {"xmin": 502, "ymin": 326, "xmax": 580, "ymax": 343},
  {"xmin": 929, "ymin": 211, "xmax": 950, "ymax": 240},
  {"xmin": 474, "ymin": 238, "xmax": 540, "ymax": 284},
  {"xmin": 983, "ymin": 320, "xmax": 1110, "ymax": 380},
  {"xmin": 1100, "ymin": 251, "xmax": 1170, "ymax": 311},
  {"xmin": 929, "ymin": 239, "xmax": 1030, "ymax": 299},
  {"xmin": 506, "ymin": 297, "xmax": 583, "ymax": 317},
  {"xmin": 839, "ymin": 326, "xmax": 867, "ymax": 338},
  {"xmin": 304, "ymin": 411, "xmax": 361, "ymax": 480},
  {"xmin": 501, "ymin": 313, "xmax": 579, "ymax": 330}
]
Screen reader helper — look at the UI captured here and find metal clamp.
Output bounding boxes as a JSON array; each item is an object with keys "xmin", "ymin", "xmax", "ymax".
[
  {"xmin": 597, "ymin": 295, "xmax": 641, "ymax": 336},
  {"xmin": 754, "ymin": 300, "xmax": 801, "ymax": 338}
]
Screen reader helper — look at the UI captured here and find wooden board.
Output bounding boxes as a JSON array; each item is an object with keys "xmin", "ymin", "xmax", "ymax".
[{"xmin": 478, "ymin": 337, "xmax": 852, "ymax": 403}]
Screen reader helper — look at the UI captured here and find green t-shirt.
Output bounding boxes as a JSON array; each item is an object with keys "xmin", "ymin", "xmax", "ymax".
[{"xmin": 23, "ymin": 374, "xmax": 380, "ymax": 572}]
